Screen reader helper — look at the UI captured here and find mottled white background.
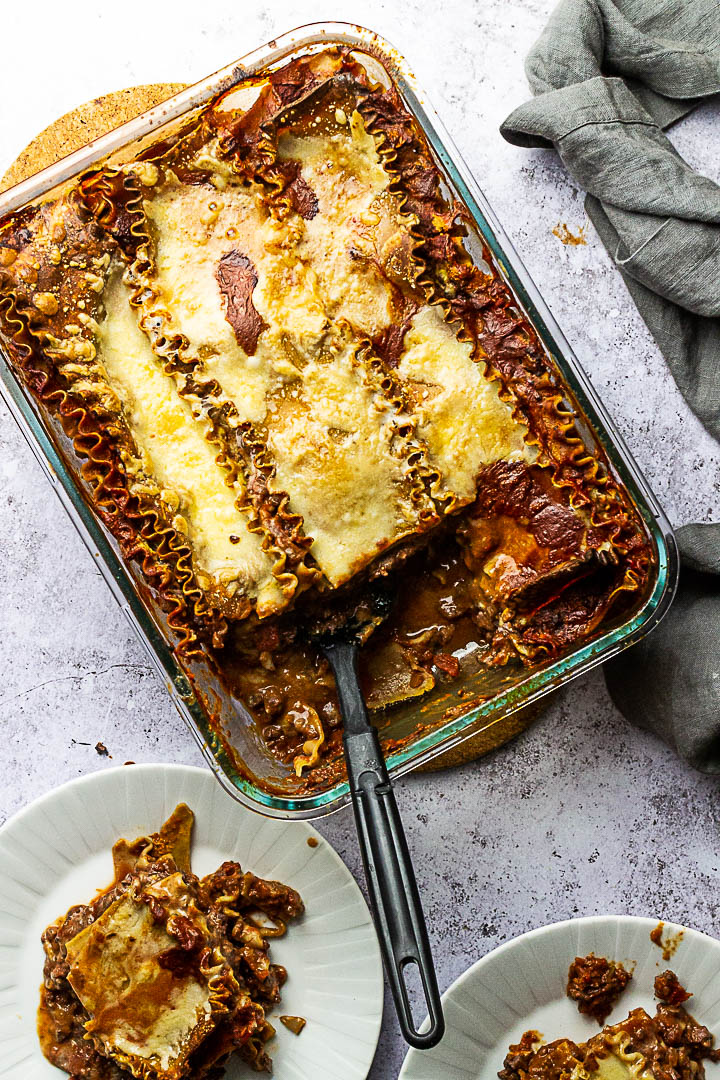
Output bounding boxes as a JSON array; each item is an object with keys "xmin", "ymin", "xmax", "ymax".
[{"xmin": 1, "ymin": 2, "xmax": 719, "ymax": 1078}]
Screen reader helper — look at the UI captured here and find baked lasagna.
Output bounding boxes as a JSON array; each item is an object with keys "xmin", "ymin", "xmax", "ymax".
[
  {"xmin": 0, "ymin": 48, "xmax": 653, "ymax": 784},
  {"xmin": 500, "ymin": 969, "xmax": 719, "ymax": 1080},
  {"xmin": 39, "ymin": 805, "xmax": 304, "ymax": 1078}
]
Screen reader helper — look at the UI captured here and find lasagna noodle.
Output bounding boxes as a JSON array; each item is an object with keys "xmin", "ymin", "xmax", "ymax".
[
  {"xmin": 356, "ymin": 72, "xmax": 649, "ymax": 574},
  {"xmin": 99, "ymin": 166, "xmax": 311, "ymax": 607},
  {"xmin": 65, "ymin": 884, "xmax": 217, "ymax": 1079},
  {"xmin": 275, "ymin": 107, "xmax": 402, "ymax": 338},
  {"xmin": 98, "ymin": 273, "xmax": 283, "ymax": 615},
  {"xmin": 0, "ymin": 197, "xmax": 226, "ymax": 652},
  {"xmin": 591, "ymin": 1048, "xmax": 645, "ymax": 1080},
  {"xmin": 143, "ymin": 175, "xmax": 289, "ymax": 423},
  {"xmin": 396, "ymin": 305, "xmax": 530, "ymax": 503},
  {"xmin": 135, "ymin": 134, "xmax": 434, "ymax": 586},
  {"xmin": 273, "ymin": 104, "xmax": 532, "ymax": 508},
  {"xmin": 265, "ymin": 343, "xmax": 423, "ymax": 587}
]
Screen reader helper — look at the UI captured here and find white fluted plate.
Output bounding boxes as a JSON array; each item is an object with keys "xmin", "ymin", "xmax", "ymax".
[
  {"xmin": 0, "ymin": 763, "xmax": 383, "ymax": 1079},
  {"xmin": 401, "ymin": 915, "xmax": 720, "ymax": 1080}
]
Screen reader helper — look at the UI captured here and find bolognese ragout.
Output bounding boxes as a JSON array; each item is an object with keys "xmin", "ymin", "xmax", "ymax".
[{"xmin": 500, "ymin": 962, "xmax": 718, "ymax": 1080}]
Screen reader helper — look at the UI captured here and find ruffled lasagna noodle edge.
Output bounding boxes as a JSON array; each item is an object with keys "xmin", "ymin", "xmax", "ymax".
[
  {"xmin": 78, "ymin": 165, "xmax": 317, "ymax": 614},
  {"xmin": 0, "ymin": 210, "xmax": 224, "ymax": 656}
]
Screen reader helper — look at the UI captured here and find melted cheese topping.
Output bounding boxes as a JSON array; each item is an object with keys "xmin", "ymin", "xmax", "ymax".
[
  {"xmin": 146, "ymin": 181, "xmax": 275, "ymax": 422},
  {"xmin": 92, "ymin": 110, "xmax": 535, "ymax": 603},
  {"xmin": 139, "ymin": 131, "xmax": 426, "ymax": 587},
  {"xmin": 593, "ymin": 1053, "xmax": 638, "ymax": 1080},
  {"xmin": 66, "ymin": 886, "xmax": 213, "ymax": 1077},
  {"xmin": 397, "ymin": 305, "xmax": 529, "ymax": 501},
  {"xmin": 266, "ymin": 346, "xmax": 419, "ymax": 586},
  {"xmin": 146, "ymin": 179, "xmax": 331, "ymax": 406},
  {"xmin": 277, "ymin": 110, "xmax": 402, "ymax": 336},
  {"xmin": 98, "ymin": 276, "xmax": 282, "ymax": 612}
]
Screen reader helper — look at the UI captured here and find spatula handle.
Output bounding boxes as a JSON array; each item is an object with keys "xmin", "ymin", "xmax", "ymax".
[{"xmin": 327, "ymin": 641, "xmax": 445, "ymax": 1050}]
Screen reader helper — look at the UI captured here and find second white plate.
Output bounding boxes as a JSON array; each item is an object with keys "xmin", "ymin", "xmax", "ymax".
[
  {"xmin": 0, "ymin": 763, "xmax": 384, "ymax": 1080},
  {"xmin": 400, "ymin": 914, "xmax": 720, "ymax": 1080}
]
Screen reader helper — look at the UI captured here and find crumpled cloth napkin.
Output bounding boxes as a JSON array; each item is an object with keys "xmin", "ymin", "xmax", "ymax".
[{"xmin": 500, "ymin": 0, "xmax": 720, "ymax": 771}]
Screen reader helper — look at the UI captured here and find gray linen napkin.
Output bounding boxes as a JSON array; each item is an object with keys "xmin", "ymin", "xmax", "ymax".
[{"xmin": 499, "ymin": 0, "xmax": 720, "ymax": 771}]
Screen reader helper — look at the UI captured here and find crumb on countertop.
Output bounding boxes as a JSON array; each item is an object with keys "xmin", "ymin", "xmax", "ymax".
[{"xmin": 552, "ymin": 222, "xmax": 587, "ymax": 246}]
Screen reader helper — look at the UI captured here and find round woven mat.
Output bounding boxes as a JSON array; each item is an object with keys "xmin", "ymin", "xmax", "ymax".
[
  {"xmin": 1, "ymin": 84, "xmax": 187, "ymax": 191},
  {"xmin": 2, "ymin": 82, "xmax": 545, "ymax": 768}
]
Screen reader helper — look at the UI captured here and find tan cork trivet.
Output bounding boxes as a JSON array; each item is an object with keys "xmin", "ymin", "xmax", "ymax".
[
  {"xmin": 1, "ymin": 84, "xmax": 188, "ymax": 191},
  {"xmin": 2, "ymin": 82, "xmax": 546, "ymax": 768}
]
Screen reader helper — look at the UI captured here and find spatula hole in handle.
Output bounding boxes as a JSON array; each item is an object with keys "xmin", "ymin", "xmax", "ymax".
[
  {"xmin": 398, "ymin": 956, "xmax": 445, "ymax": 1047},
  {"xmin": 400, "ymin": 957, "xmax": 425, "ymax": 1027}
]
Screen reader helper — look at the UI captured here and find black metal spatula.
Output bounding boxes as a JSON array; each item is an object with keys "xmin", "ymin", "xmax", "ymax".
[{"xmin": 307, "ymin": 584, "xmax": 445, "ymax": 1049}]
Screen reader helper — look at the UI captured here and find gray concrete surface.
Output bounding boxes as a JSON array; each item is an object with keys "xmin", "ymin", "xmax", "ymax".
[{"xmin": 1, "ymin": 2, "xmax": 719, "ymax": 1078}]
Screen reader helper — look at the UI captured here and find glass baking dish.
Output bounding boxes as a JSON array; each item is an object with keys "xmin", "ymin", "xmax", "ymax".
[{"xmin": 0, "ymin": 22, "xmax": 678, "ymax": 818}]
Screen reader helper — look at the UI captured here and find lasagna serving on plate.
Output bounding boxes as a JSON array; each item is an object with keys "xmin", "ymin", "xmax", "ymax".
[
  {"xmin": 39, "ymin": 805, "xmax": 303, "ymax": 1078},
  {"xmin": 0, "ymin": 48, "xmax": 653, "ymax": 783},
  {"xmin": 500, "ymin": 959, "xmax": 719, "ymax": 1080}
]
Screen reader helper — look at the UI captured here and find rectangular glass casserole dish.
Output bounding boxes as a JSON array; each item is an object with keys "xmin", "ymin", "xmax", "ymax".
[{"xmin": 0, "ymin": 22, "xmax": 678, "ymax": 818}]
